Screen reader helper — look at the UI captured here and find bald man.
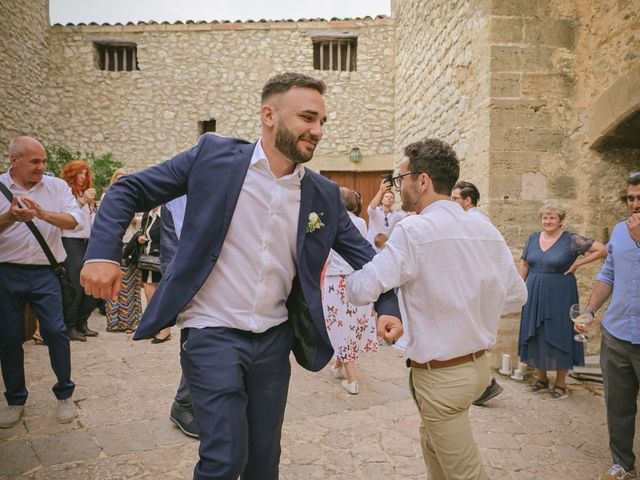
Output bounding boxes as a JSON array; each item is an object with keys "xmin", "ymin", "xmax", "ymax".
[{"xmin": 0, "ymin": 136, "xmax": 83, "ymax": 428}]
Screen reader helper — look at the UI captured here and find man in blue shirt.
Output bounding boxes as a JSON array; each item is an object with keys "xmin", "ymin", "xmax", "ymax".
[{"xmin": 578, "ymin": 172, "xmax": 640, "ymax": 480}]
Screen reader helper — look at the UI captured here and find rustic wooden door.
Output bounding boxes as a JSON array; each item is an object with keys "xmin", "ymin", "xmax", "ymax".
[{"xmin": 320, "ymin": 170, "xmax": 392, "ymax": 225}]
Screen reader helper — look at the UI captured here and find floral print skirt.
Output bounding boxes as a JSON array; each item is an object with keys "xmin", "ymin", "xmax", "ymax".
[{"xmin": 322, "ymin": 274, "xmax": 378, "ymax": 362}]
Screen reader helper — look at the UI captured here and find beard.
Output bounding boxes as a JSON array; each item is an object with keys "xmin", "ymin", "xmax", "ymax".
[
  {"xmin": 400, "ymin": 187, "xmax": 418, "ymax": 212},
  {"xmin": 275, "ymin": 123, "xmax": 317, "ymax": 165}
]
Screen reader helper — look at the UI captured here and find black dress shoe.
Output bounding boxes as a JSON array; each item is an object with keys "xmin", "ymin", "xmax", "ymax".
[
  {"xmin": 472, "ymin": 378, "xmax": 504, "ymax": 406},
  {"xmin": 78, "ymin": 326, "xmax": 99, "ymax": 337},
  {"xmin": 170, "ymin": 404, "xmax": 199, "ymax": 438},
  {"xmin": 67, "ymin": 328, "xmax": 87, "ymax": 342}
]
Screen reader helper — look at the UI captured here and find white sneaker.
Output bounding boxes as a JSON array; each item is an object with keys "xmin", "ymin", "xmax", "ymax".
[
  {"xmin": 0, "ymin": 404, "xmax": 25, "ymax": 428},
  {"xmin": 341, "ymin": 380, "xmax": 359, "ymax": 395},
  {"xmin": 330, "ymin": 366, "xmax": 345, "ymax": 379},
  {"xmin": 55, "ymin": 398, "xmax": 77, "ymax": 424},
  {"xmin": 603, "ymin": 465, "xmax": 637, "ymax": 479}
]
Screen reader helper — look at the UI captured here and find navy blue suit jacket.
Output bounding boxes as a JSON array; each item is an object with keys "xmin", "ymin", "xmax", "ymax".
[{"xmin": 87, "ymin": 134, "xmax": 400, "ymax": 371}]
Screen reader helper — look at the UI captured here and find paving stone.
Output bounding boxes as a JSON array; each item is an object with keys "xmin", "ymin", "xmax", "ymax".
[
  {"xmin": 93, "ymin": 422, "xmax": 156, "ymax": 456},
  {"xmin": 2, "ymin": 312, "xmax": 639, "ymax": 478},
  {"xmin": 0, "ymin": 439, "xmax": 39, "ymax": 476},
  {"xmin": 30, "ymin": 430, "xmax": 102, "ymax": 465}
]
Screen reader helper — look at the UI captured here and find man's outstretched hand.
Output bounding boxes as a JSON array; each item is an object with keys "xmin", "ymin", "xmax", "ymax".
[
  {"xmin": 80, "ymin": 262, "xmax": 122, "ymax": 300},
  {"xmin": 377, "ymin": 315, "xmax": 403, "ymax": 345}
]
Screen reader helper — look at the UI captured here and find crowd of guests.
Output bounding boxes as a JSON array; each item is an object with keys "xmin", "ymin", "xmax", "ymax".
[{"xmin": 0, "ymin": 71, "xmax": 637, "ymax": 480}]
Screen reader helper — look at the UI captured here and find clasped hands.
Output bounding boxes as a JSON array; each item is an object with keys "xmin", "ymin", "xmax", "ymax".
[{"xmin": 10, "ymin": 196, "xmax": 45, "ymax": 223}]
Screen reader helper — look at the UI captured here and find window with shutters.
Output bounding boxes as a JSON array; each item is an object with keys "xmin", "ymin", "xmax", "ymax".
[
  {"xmin": 94, "ymin": 43, "xmax": 139, "ymax": 72},
  {"xmin": 313, "ymin": 38, "xmax": 357, "ymax": 72}
]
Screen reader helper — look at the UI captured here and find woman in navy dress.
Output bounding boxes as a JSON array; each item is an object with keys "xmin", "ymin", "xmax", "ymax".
[{"xmin": 518, "ymin": 203, "xmax": 606, "ymax": 399}]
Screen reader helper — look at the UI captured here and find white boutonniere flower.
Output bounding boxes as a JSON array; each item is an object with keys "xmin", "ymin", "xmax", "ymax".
[{"xmin": 306, "ymin": 212, "xmax": 325, "ymax": 233}]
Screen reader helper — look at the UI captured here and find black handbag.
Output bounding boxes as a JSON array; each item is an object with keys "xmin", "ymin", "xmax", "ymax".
[
  {"xmin": 0, "ymin": 183, "xmax": 76, "ymax": 310},
  {"xmin": 138, "ymin": 253, "xmax": 161, "ymax": 272},
  {"xmin": 122, "ymin": 232, "xmax": 142, "ymax": 267}
]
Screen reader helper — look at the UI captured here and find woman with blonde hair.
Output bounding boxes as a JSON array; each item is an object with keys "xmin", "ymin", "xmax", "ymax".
[
  {"xmin": 60, "ymin": 160, "xmax": 98, "ymax": 341},
  {"xmin": 518, "ymin": 203, "xmax": 606, "ymax": 399}
]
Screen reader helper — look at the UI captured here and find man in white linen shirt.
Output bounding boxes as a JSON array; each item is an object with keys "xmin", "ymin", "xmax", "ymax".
[
  {"xmin": 348, "ymin": 138, "xmax": 527, "ymax": 480},
  {"xmin": 366, "ymin": 179, "xmax": 406, "ymax": 245},
  {"xmin": 451, "ymin": 180, "xmax": 504, "ymax": 406},
  {"xmin": 0, "ymin": 136, "xmax": 83, "ymax": 428}
]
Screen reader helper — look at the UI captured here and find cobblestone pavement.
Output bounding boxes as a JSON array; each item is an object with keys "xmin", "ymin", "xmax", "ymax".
[{"xmin": 1, "ymin": 312, "xmax": 638, "ymax": 479}]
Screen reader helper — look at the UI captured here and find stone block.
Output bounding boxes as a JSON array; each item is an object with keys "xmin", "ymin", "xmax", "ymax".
[
  {"xmin": 490, "ymin": 45, "xmax": 555, "ymax": 72},
  {"xmin": 490, "ymin": 104, "xmax": 554, "ymax": 128},
  {"xmin": 521, "ymin": 170, "xmax": 548, "ymax": 200},
  {"xmin": 93, "ymin": 422, "xmax": 156, "ymax": 456},
  {"xmin": 548, "ymin": 174, "xmax": 577, "ymax": 199},
  {"xmin": 0, "ymin": 439, "xmax": 39, "ymax": 476},
  {"xmin": 489, "ymin": 151, "xmax": 543, "ymax": 175},
  {"xmin": 490, "ymin": 17, "xmax": 524, "ymax": 43},
  {"xmin": 524, "ymin": 18, "xmax": 576, "ymax": 49},
  {"xmin": 30, "ymin": 431, "xmax": 102, "ymax": 465},
  {"xmin": 491, "ymin": 126, "xmax": 565, "ymax": 152},
  {"xmin": 491, "ymin": 174, "xmax": 524, "ymax": 199},
  {"xmin": 490, "ymin": 0, "xmax": 538, "ymax": 16},
  {"xmin": 490, "ymin": 72, "xmax": 521, "ymax": 97},
  {"xmin": 521, "ymin": 72, "xmax": 574, "ymax": 97}
]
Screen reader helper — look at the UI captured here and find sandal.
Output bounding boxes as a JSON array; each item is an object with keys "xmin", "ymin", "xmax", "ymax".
[
  {"xmin": 32, "ymin": 332, "xmax": 44, "ymax": 345},
  {"xmin": 548, "ymin": 385, "xmax": 568, "ymax": 400},
  {"xmin": 527, "ymin": 379, "xmax": 549, "ymax": 393}
]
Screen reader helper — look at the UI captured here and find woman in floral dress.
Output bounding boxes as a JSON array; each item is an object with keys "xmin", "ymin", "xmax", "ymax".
[{"xmin": 322, "ymin": 188, "xmax": 378, "ymax": 395}]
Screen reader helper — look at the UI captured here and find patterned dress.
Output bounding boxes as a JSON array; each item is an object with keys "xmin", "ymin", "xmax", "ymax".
[
  {"xmin": 106, "ymin": 264, "xmax": 142, "ymax": 332},
  {"xmin": 322, "ymin": 213, "xmax": 377, "ymax": 362},
  {"xmin": 518, "ymin": 231, "xmax": 593, "ymax": 370}
]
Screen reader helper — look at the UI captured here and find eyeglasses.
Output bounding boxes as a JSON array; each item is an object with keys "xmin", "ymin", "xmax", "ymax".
[
  {"xmin": 384, "ymin": 215, "xmax": 389, "ymax": 228},
  {"xmin": 630, "ymin": 172, "xmax": 640, "ymax": 179},
  {"xmin": 626, "ymin": 195, "xmax": 640, "ymax": 202},
  {"xmin": 391, "ymin": 172, "xmax": 417, "ymax": 189}
]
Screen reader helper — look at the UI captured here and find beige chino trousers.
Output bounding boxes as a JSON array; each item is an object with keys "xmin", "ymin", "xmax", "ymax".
[{"xmin": 409, "ymin": 354, "xmax": 490, "ymax": 480}]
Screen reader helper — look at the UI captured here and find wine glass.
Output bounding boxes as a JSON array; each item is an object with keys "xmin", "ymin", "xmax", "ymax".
[{"xmin": 570, "ymin": 304, "xmax": 589, "ymax": 343}]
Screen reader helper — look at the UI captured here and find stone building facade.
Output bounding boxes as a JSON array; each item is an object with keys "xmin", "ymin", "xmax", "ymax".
[{"xmin": 2, "ymin": 0, "xmax": 639, "ymax": 356}]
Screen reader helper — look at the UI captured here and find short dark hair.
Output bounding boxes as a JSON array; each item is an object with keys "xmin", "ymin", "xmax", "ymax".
[
  {"xmin": 453, "ymin": 181, "xmax": 480, "ymax": 206},
  {"xmin": 629, "ymin": 172, "xmax": 640, "ymax": 186},
  {"xmin": 261, "ymin": 73, "xmax": 326, "ymax": 103},
  {"xmin": 404, "ymin": 138, "xmax": 459, "ymax": 195}
]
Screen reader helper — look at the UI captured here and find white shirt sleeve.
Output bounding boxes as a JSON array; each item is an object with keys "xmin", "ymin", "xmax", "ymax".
[
  {"xmin": 347, "ymin": 223, "xmax": 417, "ymax": 305},
  {"xmin": 59, "ymin": 183, "xmax": 84, "ymax": 232}
]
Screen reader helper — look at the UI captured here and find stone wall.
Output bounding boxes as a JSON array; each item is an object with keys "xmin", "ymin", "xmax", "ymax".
[
  {"xmin": 44, "ymin": 18, "xmax": 396, "ymax": 172},
  {"xmin": 393, "ymin": 0, "xmax": 492, "ymax": 191},
  {"xmin": 0, "ymin": 0, "xmax": 53, "ymax": 160}
]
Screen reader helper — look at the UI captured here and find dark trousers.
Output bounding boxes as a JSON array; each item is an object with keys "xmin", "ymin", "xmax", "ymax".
[
  {"xmin": 181, "ymin": 323, "xmax": 293, "ymax": 480},
  {"xmin": 62, "ymin": 237, "xmax": 97, "ymax": 330},
  {"xmin": 174, "ymin": 372, "xmax": 192, "ymax": 409},
  {"xmin": 0, "ymin": 263, "xmax": 75, "ymax": 405},
  {"xmin": 601, "ymin": 326, "xmax": 640, "ymax": 471}
]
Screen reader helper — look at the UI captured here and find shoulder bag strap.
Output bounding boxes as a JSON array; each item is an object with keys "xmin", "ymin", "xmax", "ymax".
[{"xmin": 0, "ymin": 182, "xmax": 61, "ymax": 268}]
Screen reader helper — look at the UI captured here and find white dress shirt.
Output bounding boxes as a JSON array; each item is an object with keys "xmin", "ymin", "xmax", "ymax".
[
  {"xmin": 348, "ymin": 200, "xmax": 527, "ymax": 363},
  {"xmin": 177, "ymin": 140, "xmax": 304, "ymax": 333},
  {"xmin": 325, "ymin": 212, "xmax": 367, "ymax": 276},
  {"xmin": 366, "ymin": 206, "xmax": 405, "ymax": 244},
  {"xmin": 467, "ymin": 206, "xmax": 491, "ymax": 224},
  {"xmin": 0, "ymin": 171, "xmax": 83, "ymax": 264},
  {"xmin": 62, "ymin": 201, "xmax": 93, "ymax": 239}
]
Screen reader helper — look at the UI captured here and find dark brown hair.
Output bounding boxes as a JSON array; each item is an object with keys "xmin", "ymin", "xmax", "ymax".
[
  {"xmin": 404, "ymin": 138, "xmax": 459, "ymax": 195},
  {"xmin": 261, "ymin": 73, "xmax": 326, "ymax": 103}
]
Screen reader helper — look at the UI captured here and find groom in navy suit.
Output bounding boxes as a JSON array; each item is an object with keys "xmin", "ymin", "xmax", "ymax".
[{"xmin": 80, "ymin": 73, "xmax": 402, "ymax": 480}]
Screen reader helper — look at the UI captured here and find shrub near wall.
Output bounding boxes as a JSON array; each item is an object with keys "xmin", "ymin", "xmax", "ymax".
[{"xmin": 45, "ymin": 146, "xmax": 124, "ymax": 198}]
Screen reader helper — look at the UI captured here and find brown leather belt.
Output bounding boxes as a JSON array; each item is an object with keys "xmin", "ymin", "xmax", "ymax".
[{"xmin": 408, "ymin": 350, "xmax": 486, "ymax": 370}]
